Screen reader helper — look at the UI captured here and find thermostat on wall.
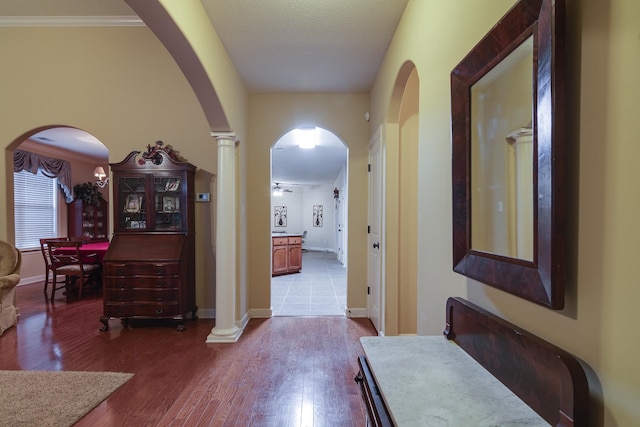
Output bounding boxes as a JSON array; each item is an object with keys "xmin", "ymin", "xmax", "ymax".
[{"xmin": 196, "ymin": 193, "xmax": 210, "ymax": 202}]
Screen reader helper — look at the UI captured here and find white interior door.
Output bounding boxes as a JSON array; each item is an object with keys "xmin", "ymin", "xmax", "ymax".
[
  {"xmin": 368, "ymin": 129, "xmax": 383, "ymax": 334},
  {"xmin": 335, "ymin": 189, "xmax": 345, "ymax": 264}
]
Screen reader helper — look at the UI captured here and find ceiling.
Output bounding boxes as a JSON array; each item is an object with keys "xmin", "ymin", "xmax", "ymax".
[
  {"xmin": 272, "ymin": 128, "xmax": 347, "ymax": 188},
  {"xmin": 3, "ymin": 0, "xmax": 409, "ymax": 185},
  {"xmin": 29, "ymin": 127, "xmax": 109, "ymax": 159},
  {"xmin": 203, "ymin": 0, "xmax": 408, "ymax": 93}
]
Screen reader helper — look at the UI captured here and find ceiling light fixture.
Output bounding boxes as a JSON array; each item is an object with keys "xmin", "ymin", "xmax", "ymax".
[
  {"xmin": 272, "ymin": 183, "xmax": 292, "ymax": 197},
  {"xmin": 94, "ymin": 166, "xmax": 109, "ymax": 188},
  {"xmin": 295, "ymin": 127, "xmax": 317, "ymax": 149}
]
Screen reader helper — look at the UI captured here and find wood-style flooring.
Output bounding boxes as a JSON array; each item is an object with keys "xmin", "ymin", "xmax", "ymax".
[{"xmin": 1, "ymin": 282, "xmax": 377, "ymax": 426}]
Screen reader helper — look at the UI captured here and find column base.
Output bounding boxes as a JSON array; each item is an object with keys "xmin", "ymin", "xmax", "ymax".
[{"xmin": 205, "ymin": 325, "xmax": 242, "ymax": 343}]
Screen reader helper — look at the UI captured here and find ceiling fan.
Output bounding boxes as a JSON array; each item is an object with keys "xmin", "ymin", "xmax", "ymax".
[{"xmin": 272, "ymin": 183, "xmax": 293, "ymax": 195}]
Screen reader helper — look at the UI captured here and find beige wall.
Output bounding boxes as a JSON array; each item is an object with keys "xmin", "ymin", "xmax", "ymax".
[
  {"xmin": 371, "ymin": 0, "xmax": 640, "ymax": 424},
  {"xmin": 0, "ymin": 26, "xmax": 218, "ymax": 312},
  {"xmin": 247, "ymin": 93, "xmax": 370, "ymax": 314}
]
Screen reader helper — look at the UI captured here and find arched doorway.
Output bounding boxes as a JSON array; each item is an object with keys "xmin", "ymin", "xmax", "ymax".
[
  {"xmin": 372, "ymin": 62, "xmax": 419, "ymax": 335},
  {"xmin": 8, "ymin": 126, "xmax": 109, "ymax": 286},
  {"xmin": 270, "ymin": 127, "xmax": 348, "ymax": 316},
  {"xmin": 395, "ymin": 67, "xmax": 420, "ymax": 334}
]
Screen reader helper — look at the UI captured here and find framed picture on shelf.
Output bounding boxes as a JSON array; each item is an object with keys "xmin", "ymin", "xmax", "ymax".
[
  {"xmin": 162, "ymin": 196, "xmax": 179, "ymax": 212},
  {"xmin": 313, "ymin": 205, "xmax": 323, "ymax": 227},
  {"xmin": 274, "ymin": 206, "xmax": 287, "ymax": 227},
  {"xmin": 124, "ymin": 194, "xmax": 142, "ymax": 213}
]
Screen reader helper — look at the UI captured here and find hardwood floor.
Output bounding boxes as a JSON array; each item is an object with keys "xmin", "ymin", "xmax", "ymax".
[{"xmin": 1, "ymin": 283, "xmax": 377, "ymax": 426}]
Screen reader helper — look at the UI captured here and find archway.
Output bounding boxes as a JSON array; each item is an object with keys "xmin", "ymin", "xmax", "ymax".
[
  {"xmin": 7, "ymin": 126, "xmax": 109, "ymax": 286},
  {"xmin": 380, "ymin": 61, "xmax": 420, "ymax": 335},
  {"xmin": 270, "ymin": 127, "xmax": 348, "ymax": 316}
]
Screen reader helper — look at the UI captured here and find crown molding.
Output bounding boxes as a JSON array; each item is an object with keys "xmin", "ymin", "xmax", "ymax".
[{"xmin": 0, "ymin": 16, "xmax": 144, "ymax": 28}]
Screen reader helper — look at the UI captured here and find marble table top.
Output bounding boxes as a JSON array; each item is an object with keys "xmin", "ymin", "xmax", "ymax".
[{"xmin": 360, "ymin": 336, "xmax": 549, "ymax": 426}]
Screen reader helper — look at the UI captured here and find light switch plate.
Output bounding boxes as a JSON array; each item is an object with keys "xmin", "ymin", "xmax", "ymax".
[{"xmin": 196, "ymin": 193, "xmax": 210, "ymax": 202}]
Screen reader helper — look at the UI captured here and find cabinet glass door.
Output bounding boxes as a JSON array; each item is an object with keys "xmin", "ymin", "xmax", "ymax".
[
  {"xmin": 95, "ymin": 204, "xmax": 107, "ymax": 240},
  {"xmin": 82, "ymin": 204, "xmax": 95, "ymax": 239},
  {"xmin": 153, "ymin": 175, "xmax": 183, "ymax": 231},
  {"xmin": 117, "ymin": 176, "xmax": 147, "ymax": 231}
]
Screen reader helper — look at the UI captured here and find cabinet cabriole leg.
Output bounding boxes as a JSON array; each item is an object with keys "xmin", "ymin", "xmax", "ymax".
[{"xmin": 99, "ymin": 316, "xmax": 110, "ymax": 331}]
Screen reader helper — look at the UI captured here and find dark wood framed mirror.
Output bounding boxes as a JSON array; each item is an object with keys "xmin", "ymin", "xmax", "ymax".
[{"xmin": 451, "ymin": 0, "xmax": 566, "ymax": 309}]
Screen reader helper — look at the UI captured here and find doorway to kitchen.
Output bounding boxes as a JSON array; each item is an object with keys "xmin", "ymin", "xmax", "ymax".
[{"xmin": 270, "ymin": 127, "xmax": 348, "ymax": 316}]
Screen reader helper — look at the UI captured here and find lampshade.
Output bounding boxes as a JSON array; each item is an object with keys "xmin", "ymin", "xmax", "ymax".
[
  {"xmin": 94, "ymin": 166, "xmax": 109, "ymax": 188},
  {"xmin": 94, "ymin": 166, "xmax": 106, "ymax": 179}
]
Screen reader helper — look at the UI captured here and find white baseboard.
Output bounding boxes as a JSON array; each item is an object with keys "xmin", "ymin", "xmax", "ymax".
[
  {"xmin": 18, "ymin": 274, "xmax": 69, "ymax": 287},
  {"xmin": 237, "ymin": 311, "xmax": 250, "ymax": 330},
  {"xmin": 302, "ymin": 246, "xmax": 336, "ymax": 253},
  {"xmin": 197, "ymin": 308, "xmax": 215, "ymax": 319},
  {"xmin": 249, "ymin": 308, "xmax": 273, "ymax": 318},
  {"xmin": 345, "ymin": 307, "xmax": 368, "ymax": 318},
  {"xmin": 18, "ymin": 275, "xmax": 46, "ymax": 286}
]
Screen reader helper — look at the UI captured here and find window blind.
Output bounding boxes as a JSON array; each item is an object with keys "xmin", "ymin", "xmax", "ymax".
[{"xmin": 14, "ymin": 169, "xmax": 58, "ymax": 250}]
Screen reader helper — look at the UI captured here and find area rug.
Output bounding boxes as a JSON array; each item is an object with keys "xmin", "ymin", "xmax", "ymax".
[{"xmin": 0, "ymin": 370, "xmax": 133, "ymax": 427}]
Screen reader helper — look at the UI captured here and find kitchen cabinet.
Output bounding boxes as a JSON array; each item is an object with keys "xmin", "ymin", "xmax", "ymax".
[{"xmin": 272, "ymin": 234, "xmax": 302, "ymax": 276}]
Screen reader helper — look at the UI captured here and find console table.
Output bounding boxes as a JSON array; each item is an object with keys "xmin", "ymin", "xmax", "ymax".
[{"xmin": 356, "ymin": 298, "xmax": 591, "ymax": 426}]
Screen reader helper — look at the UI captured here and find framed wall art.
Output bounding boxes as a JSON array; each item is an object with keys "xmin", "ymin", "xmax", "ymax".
[
  {"xmin": 274, "ymin": 206, "xmax": 287, "ymax": 227},
  {"xmin": 313, "ymin": 205, "xmax": 323, "ymax": 227}
]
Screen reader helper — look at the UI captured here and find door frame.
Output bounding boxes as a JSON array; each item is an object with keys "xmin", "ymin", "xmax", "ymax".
[{"xmin": 368, "ymin": 126, "xmax": 385, "ymax": 334}]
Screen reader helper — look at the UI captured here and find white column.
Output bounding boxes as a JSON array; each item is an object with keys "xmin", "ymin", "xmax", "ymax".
[
  {"xmin": 206, "ymin": 132, "xmax": 242, "ymax": 343},
  {"xmin": 506, "ymin": 127, "xmax": 534, "ymax": 261}
]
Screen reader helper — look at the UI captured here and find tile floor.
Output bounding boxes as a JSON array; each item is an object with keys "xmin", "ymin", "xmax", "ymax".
[{"xmin": 271, "ymin": 250, "xmax": 347, "ymax": 316}]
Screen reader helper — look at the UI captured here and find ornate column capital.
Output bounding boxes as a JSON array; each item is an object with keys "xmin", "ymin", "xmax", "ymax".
[{"xmin": 210, "ymin": 131, "xmax": 240, "ymax": 147}]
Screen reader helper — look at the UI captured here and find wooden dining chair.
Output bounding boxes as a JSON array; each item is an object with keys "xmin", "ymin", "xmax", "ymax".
[
  {"xmin": 45, "ymin": 240, "xmax": 101, "ymax": 301},
  {"xmin": 39, "ymin": 237, "xmax": 71, "ymax": 298}
]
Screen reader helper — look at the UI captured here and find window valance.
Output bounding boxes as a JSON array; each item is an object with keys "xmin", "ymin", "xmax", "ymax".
[{"xmin": 13, "ymin": 149, "xmax": 73, "ymax": 202}]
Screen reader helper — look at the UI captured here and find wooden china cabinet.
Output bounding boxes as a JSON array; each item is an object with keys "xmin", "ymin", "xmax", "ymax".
[
  {"xmin": 100, "ymin": 150, "xmax": 197, "ymax": 331},
  {"xmin": 67, "ymin": 198, "xmax": 108, "ymax": 242}
]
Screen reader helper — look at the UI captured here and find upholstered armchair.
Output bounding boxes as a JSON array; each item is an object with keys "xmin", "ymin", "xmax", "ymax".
[{"xmin": 0, "ymin": 241, "xmax": 21, "ymax": 335}]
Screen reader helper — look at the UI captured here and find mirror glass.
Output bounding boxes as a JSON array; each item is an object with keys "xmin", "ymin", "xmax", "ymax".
[
  {"xmin": 451, "ymin": 0, "xmax": 566, "ymax": 309},
  {"xmin": 471, "ymin": 36, "xmax": 534, "ymax": 261}
]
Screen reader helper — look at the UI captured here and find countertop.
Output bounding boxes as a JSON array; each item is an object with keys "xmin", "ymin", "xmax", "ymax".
[
  {"xmin": 271, "ymin": 233, "xmax": 302, "ymax": 237},
  {"xmin": 359, "ymin": 336, "xmax": 549, "ymax": 426}
]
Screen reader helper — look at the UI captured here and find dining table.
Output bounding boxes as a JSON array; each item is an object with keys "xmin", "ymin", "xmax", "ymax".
[{"xmin": 54, "ymin": 241, "xmax": 110, "ymax": 264}]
